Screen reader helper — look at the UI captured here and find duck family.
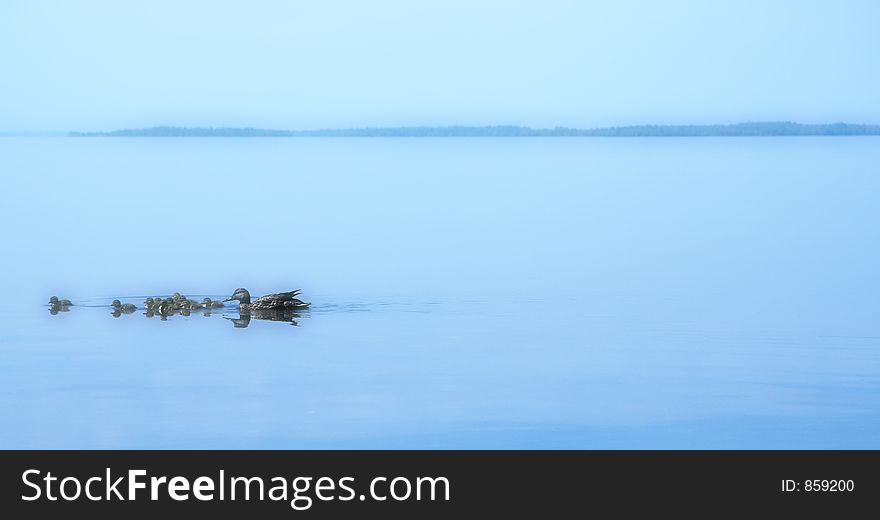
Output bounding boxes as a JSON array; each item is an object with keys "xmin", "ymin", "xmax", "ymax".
[{"xmin": 48, "ymin": 288, "xmax": 310, "ymax": 318}]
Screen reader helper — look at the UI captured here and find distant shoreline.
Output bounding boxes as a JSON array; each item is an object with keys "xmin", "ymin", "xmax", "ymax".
[{"xmin": 65, "ymin": 122, "xmax": 880, "ymax": 138}]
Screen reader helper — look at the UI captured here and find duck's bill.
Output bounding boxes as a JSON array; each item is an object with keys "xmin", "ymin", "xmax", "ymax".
[{"xmin": 223, "ymin": 297, "xmax": 233, "ymax": 302}]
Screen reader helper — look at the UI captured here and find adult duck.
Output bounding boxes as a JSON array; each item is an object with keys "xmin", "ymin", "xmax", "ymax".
[{"xmin": 224, "ymin": 288, "xmax": 309, "ymax": 310}]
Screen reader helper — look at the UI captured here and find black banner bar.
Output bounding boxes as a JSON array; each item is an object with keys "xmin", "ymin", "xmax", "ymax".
[{"xmin": 1, "ymin": 451, "xmax": 875, "ymax": 517}]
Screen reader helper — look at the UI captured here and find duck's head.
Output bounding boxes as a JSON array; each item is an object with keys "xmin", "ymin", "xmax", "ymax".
[
  {"xmin": 49, "ymin": 296, "xmax": 59, "ymax": 305},
  {"xmin": 224, "ymin": 288, "xmax": 251, "ymax": 304},
  {"xmin": 111, "ymin": 299, "xmax": 122, "ymax": 308}
]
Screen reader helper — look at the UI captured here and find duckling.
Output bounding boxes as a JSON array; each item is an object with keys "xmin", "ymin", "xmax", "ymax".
[
  {"xmin": 188, "ymin": 299, "xmax": 203, "ymax": 310},
  {"xmin": 111, "ymin": 299, "xmax": 137, "ymax": 313},
  {"xmin": 202, "ymin": 297, "xmax": 224, "ymax": 309},
  {"xmin": 144, "ymin": 297, "xmax": 155, "ymax": 309},
  {"xmin": 172, "ymin": 293, "xmax": 188, "ymax": 306},
  {"xmin": 157, "ymin": 298, "xmax": 176, "ymax": 316},
  {"xmin": 48, "ymin": 296, "xmax": 73, "ymax": 307},
  {"xmin": 224, "ymin": 288, "xmax": 310, "ymax": 310}
]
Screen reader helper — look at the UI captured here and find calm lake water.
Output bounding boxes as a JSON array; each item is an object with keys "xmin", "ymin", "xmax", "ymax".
[{"xmin": 0, "ymin": 137, "xmax": 878, "ymax": 448}]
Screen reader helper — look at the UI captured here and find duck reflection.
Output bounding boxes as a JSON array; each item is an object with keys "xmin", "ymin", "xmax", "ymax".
[{"xmin": 224, "ymin": 308, "xmax": 302, "ymax": 328}]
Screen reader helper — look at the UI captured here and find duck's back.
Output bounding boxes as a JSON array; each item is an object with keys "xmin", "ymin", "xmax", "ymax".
[{"xmin": 251, "ymin": 290, "xmax": 309, "ymax": 310}]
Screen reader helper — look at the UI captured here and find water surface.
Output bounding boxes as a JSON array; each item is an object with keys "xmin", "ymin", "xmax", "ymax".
[{"xmin": 0, "ymin": 137, "xmax": 878, "ymax": 448}]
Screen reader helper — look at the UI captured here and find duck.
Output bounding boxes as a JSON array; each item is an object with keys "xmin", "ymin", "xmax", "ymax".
[
  {"xmin": 176, "ymin": 298, "xmax": 202, "ymax": 311},
  {"xmin": 111, "ymin": 299, "xmax": 137, "ymax": 313},
  {"xmin": 224, "ymin": 288, "xmax": 310, "ymax": 310},
  {"xmin": 202, "ymin": 297, "xmax": 224, "ymax": 309},
  {"xmin": 157, "ymin": 298, "xmax": 177, "ymax": 315},
  {"xmin": 48, "ymin": 296, "xmax": 73, "ymax": 307}
]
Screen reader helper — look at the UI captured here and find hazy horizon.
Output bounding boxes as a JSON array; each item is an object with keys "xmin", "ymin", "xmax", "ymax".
[
  {"xmin": 2, "ymin": 0, "xmax": 878, "ymax": 132},
  {"xmin": 3, "ymin": 120, "xmax": 880, "ymax": 136}
]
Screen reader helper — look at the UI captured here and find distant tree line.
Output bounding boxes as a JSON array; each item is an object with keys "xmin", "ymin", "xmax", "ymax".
[{"xmin": 70, "ymin": 122, "xmax": 880, "ymax": 138}]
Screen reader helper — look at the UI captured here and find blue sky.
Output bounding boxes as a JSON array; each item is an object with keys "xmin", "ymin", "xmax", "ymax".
[{"xmin": 1, "ymin": 0, "xmax": 878, "ymax": 131}]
